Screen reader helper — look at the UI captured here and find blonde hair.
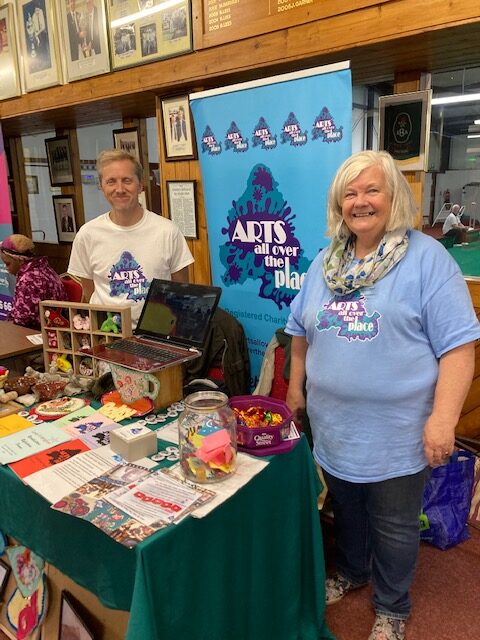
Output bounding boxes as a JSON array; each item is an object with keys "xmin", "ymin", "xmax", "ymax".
[
  {"xmin": 96, "ymin": 149, "xmax": 143, "ymax": 182},
  {"xmin": 326, "ymin": 150, "xmax": 417, "ymax": 239}
]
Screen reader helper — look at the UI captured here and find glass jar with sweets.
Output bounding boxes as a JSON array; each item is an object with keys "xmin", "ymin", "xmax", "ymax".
[{"xmin": 178, "ymin": 391, "xmax": 237, "ymax": 483}]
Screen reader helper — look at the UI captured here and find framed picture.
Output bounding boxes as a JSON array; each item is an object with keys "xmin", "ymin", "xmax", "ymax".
[
  {"xmin": 53, "ymin": 195, "xmax": 77, "ymax": 243},
  {"xmin": 26, "ymin": 174, "xmax": 39, "ymax": 194},
  {"xmin": 0, "ymin": 3, "xmax": 22, "ymax": 99},
  {"xmin": 16, "ymin": 0, "xmax": 63, "ymax": 92},
  {"xmin": 57, "ymin": 0, "xmax": 110, "ymax": 82},
  {"xmin": 106, "ymin": 0, "xmax": 192, "ymax": 71},
  {"xmin": 112, "ymin": 127, "xmax": 140, "ymax": 161},
  {"xmin": 166, "ymin": 180, "xmax": 197, "ymax": 239},
  {"xmin": 45, "ymin": 135, "xmax": 74, "ymax": 186},
  {"xmin": 0, "ymin": 558, "xmax": 10, "ymax": 599},
  {"xmin": 161, "ymin": 95, "xmax": 196, "ymax": 160},
  {"xmin": 58, "ymin": 591, "xmax": 95, "ymax": 640},
  {"xmin": 379, "ymin": 89, "xmax": 432, "ymax": 171}
]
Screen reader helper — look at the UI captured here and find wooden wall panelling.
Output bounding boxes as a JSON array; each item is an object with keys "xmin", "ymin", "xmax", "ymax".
[
  {"xmin": 8, "ymin": 138, "xmax": 30, "ymax": 238},
  {"xmin": 393, "ymin": 71, "xmax": 426, "ymax": 230},
  {"xmin": 122, "ymin": 117, "xmax": 152, "ymax": 211},
  {"xmin": 3, "ymin": 0, "xmax": 480, "ymax": 137},
  {"xmin": 31, "ymin": 128, "xmax": 84, "ymax": 275},
  {"xmin": 156, "ymin": 96, "xmax": 212, "ymax": 286},
  {"xmin": 195, "ymin": 0, "xmax": 391, "ymax": 49},
  {"xmin": 456, "ymin": 279, "xmax": 480, "ymax": 440}
]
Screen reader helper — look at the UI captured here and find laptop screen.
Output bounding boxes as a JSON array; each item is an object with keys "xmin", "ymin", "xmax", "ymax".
[{"xmin": 135, "ymin": 279, "xmax": 222, "ymax": 349}]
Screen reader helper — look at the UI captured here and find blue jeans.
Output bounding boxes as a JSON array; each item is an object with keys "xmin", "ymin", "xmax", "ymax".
[{"xmin": 323, "ymin": 468, "xmax": 429, "ymax": 620}]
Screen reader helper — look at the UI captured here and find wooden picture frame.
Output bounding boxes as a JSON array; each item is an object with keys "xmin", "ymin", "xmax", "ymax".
[
  {"xmin": 379, "ymin": 89, "xmax": 432, "ymax": 171},
  {"xmin": 112, "ymin": 127, "xmax": 141, "ymax": 161},
  {"xmin": 0, "ymin": 558, "xmax": 10, "ymax": 600},
  {"xmin": 16, "ymin": 0, "xmax": 62, "ymax": 92},
  {"xmin": 25, "ymin": 174, "xmax": 39, "ymax": 194},
  {"xmin": 45, "ymin": 135, "xmax": 74, "ymax": 186},
  {"xmin": 166, "ymin": 180, "xmax": 197, "ymax": 239},
  {"xmin": 106, "ymin": 0, "xmax": 192, "ymax": 72},
  {"xmin": 57, "ymin": 0, "xmax": 110, "ymax": 82},
  {"xmin": 53, "ymin": 195, "xmax": 77, "ymax": 243},
  {"xmin": 0, "ymin": 3, "xmax": 22, "ymax": 99},
  {"xmin": 58, "ymin": 590, "xmax": 95, "ymax": 640},
  {"xmin": 161, "ymin": 94, "xmax": 196, "ymax": 160}
]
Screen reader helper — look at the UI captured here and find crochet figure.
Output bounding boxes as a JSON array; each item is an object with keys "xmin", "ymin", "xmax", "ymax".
[{"xmin": 100, "ymin": 312, "xmax": 121, "ymax": 333}]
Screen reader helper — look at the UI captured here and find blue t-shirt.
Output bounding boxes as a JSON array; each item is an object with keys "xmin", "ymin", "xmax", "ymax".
[{"xmin": 286, "ymin": 230, "xmax": 480, "ymax": 483}]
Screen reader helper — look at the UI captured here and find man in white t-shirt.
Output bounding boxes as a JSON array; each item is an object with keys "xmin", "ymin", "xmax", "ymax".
[
  {"xmin": 442, "ymin": 203, "xmax": 467, "ymax": 245},
  {"xmin": 68, "ymin": 149, "xmax": 194, "ymax": 327}
]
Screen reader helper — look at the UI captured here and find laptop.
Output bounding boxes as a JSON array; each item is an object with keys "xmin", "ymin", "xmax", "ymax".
[{"xmin": 89, "ymin": 279, "xmax": 222, "ymax": 373}]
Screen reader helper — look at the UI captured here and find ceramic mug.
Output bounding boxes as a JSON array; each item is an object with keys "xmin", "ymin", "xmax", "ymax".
[{"xmin": 110, "ymin": 364, "xmax": 160, "ymax": 405}]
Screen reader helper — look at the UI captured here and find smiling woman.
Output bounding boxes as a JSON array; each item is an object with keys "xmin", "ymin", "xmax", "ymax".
[{"xmin": 285, "ymin": 150, "xmax": 480, "ymax": 640}]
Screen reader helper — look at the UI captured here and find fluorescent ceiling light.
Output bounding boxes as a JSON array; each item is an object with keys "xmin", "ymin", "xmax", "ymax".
[
  {"xmin": 468, "ymin": 134, "xmax": 480, "ymax": 139},
  {"xmin": 432, "ymin": 93, "xmax": 480, "ymax": 105},
  {"xmin": 475, "ymin": 120, "xmax": 480, "ymax": 125}
]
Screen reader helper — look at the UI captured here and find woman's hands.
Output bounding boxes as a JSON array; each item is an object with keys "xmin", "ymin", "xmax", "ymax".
[
  {"xmin": 423, "ymin": 341, "xmax": 475, "ymax": 466},
  {"xmin": 423, "ymin": 414, "xmax": 455, "ymax": 466}
]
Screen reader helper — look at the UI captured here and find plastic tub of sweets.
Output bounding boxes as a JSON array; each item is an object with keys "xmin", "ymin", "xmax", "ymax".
[{"xmin": 229, "ymin": 395, "xmax": 293, "ymax": 449}]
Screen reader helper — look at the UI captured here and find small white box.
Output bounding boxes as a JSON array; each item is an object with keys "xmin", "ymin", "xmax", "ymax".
[{"xmin": 110, "ymin": 424, "xmax": 157, "ymax": 462}]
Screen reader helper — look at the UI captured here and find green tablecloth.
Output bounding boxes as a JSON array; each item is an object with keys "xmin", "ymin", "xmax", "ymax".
[{"xmin": 0, "ymin": 436, "xmax": 333, "ymax": 640}]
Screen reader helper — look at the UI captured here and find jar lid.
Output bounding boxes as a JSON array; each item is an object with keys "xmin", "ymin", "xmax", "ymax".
[{"xmin": 183, "ymin": 390, "xmax": 229, "ymax": 412}]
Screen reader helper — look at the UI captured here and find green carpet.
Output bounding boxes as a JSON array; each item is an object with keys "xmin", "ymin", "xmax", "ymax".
[{"xmin": 448, "ymin": 238, "xmax": 480, "ymax": 277}]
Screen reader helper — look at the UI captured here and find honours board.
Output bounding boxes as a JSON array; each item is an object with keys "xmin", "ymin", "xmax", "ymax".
[{"xmin": 197, "ymin": 0, "xmax": 391, "ymax": 49}]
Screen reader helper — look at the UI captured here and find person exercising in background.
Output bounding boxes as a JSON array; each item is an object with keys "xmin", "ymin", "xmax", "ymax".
[
  {"xmin": 68, "ymin": 149, "xmax": 194, "ymax": 328},
  {"xmin": 442, "ymin": 203, "xmax": 468, "ymax": 245}
]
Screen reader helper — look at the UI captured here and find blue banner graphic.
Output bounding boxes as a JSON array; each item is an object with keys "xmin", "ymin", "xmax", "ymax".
[
  {"xmin": 191, "ymin": 64, "xmax": 352, "ymax": 389},
  {"xmin": 0, "ymin": 124, "xmax": 14, "ymax": 321}
]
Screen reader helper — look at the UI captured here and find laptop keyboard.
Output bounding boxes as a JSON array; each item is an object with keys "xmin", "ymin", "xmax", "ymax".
[{"xmin": 107, "ymin": 340, "xmax": 180, "ymax": 363}]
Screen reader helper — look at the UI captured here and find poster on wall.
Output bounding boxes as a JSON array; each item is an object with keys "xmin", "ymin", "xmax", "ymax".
[
  {"xmin": 0, "ymin": 124, "xmax": 14, "ymax": 320},
  {"xmin": 190, "ymin": 63, "xmax": 352, "ymax": 388}
]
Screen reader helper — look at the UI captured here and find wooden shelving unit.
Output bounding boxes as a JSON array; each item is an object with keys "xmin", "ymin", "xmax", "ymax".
[{"xmin": 39, "ymin": 300, "xmax": 132, "ymax": 380}]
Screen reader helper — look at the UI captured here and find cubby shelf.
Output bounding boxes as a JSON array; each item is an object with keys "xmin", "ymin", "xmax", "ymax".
[{"xmin": 39, "ymin": 300, "xmax": 132, "ymax": 379}]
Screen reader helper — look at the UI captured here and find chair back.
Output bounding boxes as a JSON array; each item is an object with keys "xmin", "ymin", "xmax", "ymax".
[{"xmin": 59, "ymin": 273, "xmax": 83, "ymax": 302}]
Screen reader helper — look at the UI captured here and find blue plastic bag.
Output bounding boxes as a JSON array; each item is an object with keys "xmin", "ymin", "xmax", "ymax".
[{"xmin": 420, "ymin": 450, "xmax": 475, "ymax": 550}]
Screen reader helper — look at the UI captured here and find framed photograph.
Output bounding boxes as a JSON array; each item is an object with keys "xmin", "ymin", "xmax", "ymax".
[
  {"xmin": 58, "ymin": 590, "xmax": 95, "ymax": 640},
  {"xmin": 161, "ymin": 94, "xmax": 196, "ymax": 160},
  {"xmin": 0, "ymin": 3, "xmax": 22, "ymax": 99},
  {"xmin": 0, "ymin": 558, "xmax": 10, "ymax": 599},
  {"xmin": 166, "ymin": 180, "xmax": 197, "ymax": 239},
  {"xmin": 16, "ymin": 0, "xmax": 63, "ymax": 92},
  {"xmin": 379, "ymin": 89, "xmax": 432, "ymax": 171},
  {"xmin": 53, "ymin": 195, "xmax": 77, "ymax": 243},
  {"xmin": 45, "ymin": 135, "xmax": 74, "ymax": 186},
  {"xmin": 26, "ymin": 174, "xmax": 39, "ymax": 194},
  {"xmin": 57, "ymin": 0, "xmax": 110, "ymax": 82},
  {"xmin": 112, "ymin": 127, "xmax": 140, "ymax": 160},
  {"xmin": 106, "ymin": 0, "xmax": 192, "ymax": 71}
]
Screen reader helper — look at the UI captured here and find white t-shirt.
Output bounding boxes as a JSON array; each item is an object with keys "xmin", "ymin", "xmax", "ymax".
[
  {"xmin": 68, "ymin": 209, "xmax": 194, "ymax": 326},
  {"xmin": 442, "ymin": 212, "xmax": 461, "ymax": 235}
]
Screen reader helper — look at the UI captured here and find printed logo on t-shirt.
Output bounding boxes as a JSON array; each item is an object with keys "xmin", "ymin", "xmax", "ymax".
[
  {"xmin": 316, "ymin": 291, "xmax": 380, "ymax": 341},
  {"xmin": 108, "ymin": 251, "xmax": 150, "ymax": 302}
]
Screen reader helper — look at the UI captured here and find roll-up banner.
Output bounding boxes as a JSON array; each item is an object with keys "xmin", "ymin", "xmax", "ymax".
[
  {"xmin": 190, "ymin": 62, "xmax": 352, "ymax": 388},
  {"xmin": 0, "ymin": 124, "xmax": 14, "ymax": 320}
]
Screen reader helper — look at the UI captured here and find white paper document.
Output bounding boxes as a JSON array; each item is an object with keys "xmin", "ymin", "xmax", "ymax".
[
  {"xmin": 26, "ymin": 334, "xmax": 43, "ymax": 345},
  {"xmin": 0, "ymin": 424, "xmax": 71, "ymax": 465},
  {"xmin": 106, "ymin": 471, "xmax": 207, "ymax": 526},
  {"xmin": 164, "ymin": 452, "xmax": 269, "ymax": 518},
  {"xmin": 24, "ymin": 445, "xmax": 121, "ymax": 503}
]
